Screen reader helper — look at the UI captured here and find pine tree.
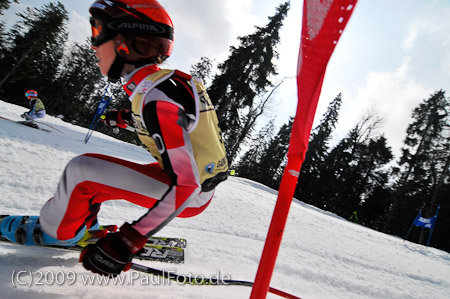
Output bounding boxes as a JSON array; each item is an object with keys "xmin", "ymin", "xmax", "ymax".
[
  {"xmin": 318, "ymin": 112, "xmax": 393, "ymax": 218},
  {"xmin": 427, "ymin": 183, "xmax": 450, "ymax": 252},
  {"xmin": 0, "ymin": 0, "xmax": 12, "ymax": 11},
  {"xmin": 49, "ymin": 40, "xmax": 103, "ymax": 119},
  {"xmin": 0, "ymin": 2, "xmax": 68, "ymax": 103},
  {"xmin": 357, "ymin": 136, "xmax": 394, "ymax": 227},
  {"xmin": 236, "ymin": 117, "xmax": 293, "ymax": 189},
  {"xmin": 235, "ymin": 120, "xmax": 275, "ymax": 180},
  {"xmin": 0, "ymin": 0, "xmax": 16, "ymax": 58},
  {"xmin": 207, "ymin": 2, "xmax": 290, "ymax": 165},
  {"xmin": 258, "ymin": 117, "xmax": 293, "ymax": 188},
  {"xmin": 190, "ymin": 56, "xmax": 214, "ymax": 86},
  {"xmin": 384, "ymin": 90, "xmax": 450, "ymax": 238},
  {"xmin": 296, "ymin": 93, "xmax": 342, "ymax": 205}
]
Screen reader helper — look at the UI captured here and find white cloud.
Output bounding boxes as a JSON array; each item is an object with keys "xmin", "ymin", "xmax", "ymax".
[
  {"xmin": 313, "ymin": 1, "xmax": 450, "ymax": 160},
  {"xmin": 341, "ymin": 58, "xmax": 431, "ymax": 156},
  {"xmin": 402, "ymin": 22, "xmax": 420, "ymax": 51},
  {"xmin": 67, "ymin": 10, "xmax": 90, "ymax": 46},
  {"xmin": 161, "ymin": 0, "xmax": 258, "ymax": 71}
]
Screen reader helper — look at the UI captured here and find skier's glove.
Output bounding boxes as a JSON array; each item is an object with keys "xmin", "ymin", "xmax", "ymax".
[
  {"xmin": 102, "ymin": 109, "xmax": 132, "ymax": 129},
  {"xmin": 79, "ymin": 222, "xmax": 147, "ymax": 276}
]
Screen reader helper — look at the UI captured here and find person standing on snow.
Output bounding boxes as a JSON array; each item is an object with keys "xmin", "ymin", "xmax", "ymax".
[
  {"xmin": 0, "ymin": 0, "xmax": 228, "ymax": 277},
  {"xmin": 21, "ymin": 90, "xmax": 46, "ymax": 122}
]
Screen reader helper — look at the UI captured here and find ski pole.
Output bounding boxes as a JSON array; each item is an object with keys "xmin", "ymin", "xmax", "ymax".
[
  {"xmin": 130, "ymin": 262, "xmax": 302, "ymax": 299},
  {"xmin": 85, "ymin": 83, "xmax": 111, "ymax": 143},
  {"xmin": 85, "ymin": 83, "xmax": 122, "ymax": 143}
]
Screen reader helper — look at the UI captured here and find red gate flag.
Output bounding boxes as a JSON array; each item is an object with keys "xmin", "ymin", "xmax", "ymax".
[{"xmin": 250, "ymin": 1, "xmax": 357, "ymax": 298}]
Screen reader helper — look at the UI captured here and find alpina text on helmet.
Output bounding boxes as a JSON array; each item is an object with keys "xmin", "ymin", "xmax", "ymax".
[{"xmin": 109, "ymin": 21, "xmax": 165, "ymax": 34}]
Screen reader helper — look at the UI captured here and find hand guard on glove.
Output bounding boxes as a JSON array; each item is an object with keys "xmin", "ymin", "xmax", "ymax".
[
  {"xmin": 102, "ymin": 109, "xmax": 132, "ymax": 129},
  {"xmin": 79, "ymin": 222, "xmax": 147, "ymax": 276}
]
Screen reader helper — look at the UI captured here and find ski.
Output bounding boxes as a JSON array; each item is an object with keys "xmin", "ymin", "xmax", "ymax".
[
  {"xmin": 0, "ymin": 216, "xmax": 186, "ymax": 263},
  {"xmin": 0, "ymin": 234, "xmax": 185, "ymax": 263},
  {"xmin": 135, "ymin": 244, "xmax": 184, "ymax": 263},
  {"xmin": 81, "ymin": 228, "xmax": 187, "ymax": 249},
  {"xmin": 17, "ymin": 121, "xmax": 52, "ymax": 133},
  {"xmin": 34, "ymin": 120, "xmax": 64, "ymax": 134},
  {"xmin": 0, "ymin": 115, "xmax": 51, "ymax": 133},
  {"xmin": 75, "ymin": 232, "xmax": 186, "ymax": 263},
  {"xmin": 146, "ymin": 236, "xmax": 187, "ymax": 248}
]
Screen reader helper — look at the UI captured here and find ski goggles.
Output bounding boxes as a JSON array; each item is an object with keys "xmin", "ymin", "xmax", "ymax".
[
  {"xmin": 90, "ymin": 17, "xmax": 115, "ymax": 47},
  {"xmin": 25, "ymin": 91, "xmax": 37, "ymax": 98}
]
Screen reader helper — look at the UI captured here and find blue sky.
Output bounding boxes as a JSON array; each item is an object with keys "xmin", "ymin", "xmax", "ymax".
[{"xmin": 5, "ymin": 0, "xmax": 450, "ymax": 158}]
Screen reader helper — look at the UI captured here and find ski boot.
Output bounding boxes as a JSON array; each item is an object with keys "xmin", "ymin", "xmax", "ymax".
[{"xmin": 0, "ymin": 215, "xmax": 86, "ymax": 246}]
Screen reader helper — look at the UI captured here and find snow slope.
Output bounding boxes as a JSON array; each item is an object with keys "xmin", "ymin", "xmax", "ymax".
[{"xmin": 1, "ymin": 99, "xmax": 449, "ymax": 299}]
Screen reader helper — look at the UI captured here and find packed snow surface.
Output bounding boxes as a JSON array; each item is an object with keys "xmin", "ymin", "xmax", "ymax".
[{"xmin": 1, "ymin": 100, "xmax": 449, "ymax": 299}]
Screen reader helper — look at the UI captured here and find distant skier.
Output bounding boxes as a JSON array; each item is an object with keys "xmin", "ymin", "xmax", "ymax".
[
  {"xmin": 0, "ymin": 0, "xmax": 228, "ymax": 277},
  {"xmin": 349, "ymin": 211, "xmax": 359, "ymax": 224},
  {"xmin": 21, "ymin": 90, "xmax": 46, "ymax": 123}
]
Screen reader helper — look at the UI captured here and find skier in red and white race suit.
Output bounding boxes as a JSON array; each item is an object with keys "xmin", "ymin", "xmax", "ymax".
[{"xmin": 1, "ymin": 0, "xmax": 228, "ymax": 277}]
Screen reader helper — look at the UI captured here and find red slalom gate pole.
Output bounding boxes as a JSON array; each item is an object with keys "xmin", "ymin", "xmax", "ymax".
[{"xmin": 250, "ymin": 1, "xmax": 358, "ymax": 297}]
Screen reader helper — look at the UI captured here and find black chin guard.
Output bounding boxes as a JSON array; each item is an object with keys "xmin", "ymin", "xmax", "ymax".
[{"xmin": 107, "ymin": 54, "xmax": 126, "ymax": 83}]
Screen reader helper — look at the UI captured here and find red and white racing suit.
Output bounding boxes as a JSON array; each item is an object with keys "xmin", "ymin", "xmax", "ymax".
[{"xmin": 40, "ymin": 64, "xmax": 228, "ymax": 239}]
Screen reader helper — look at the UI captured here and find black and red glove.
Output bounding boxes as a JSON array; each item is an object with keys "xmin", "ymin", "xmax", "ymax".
[
  {"xmin": 102, "ymin": 109, "xmax": 132, "ymax": 129},
  {"xmin": 79, "ymin": 223, "xmax": 147, "ymax": 276}
]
